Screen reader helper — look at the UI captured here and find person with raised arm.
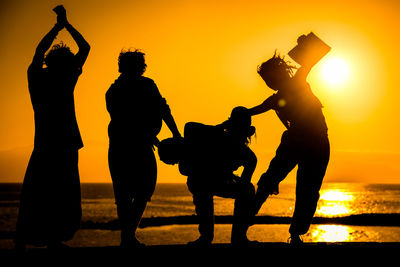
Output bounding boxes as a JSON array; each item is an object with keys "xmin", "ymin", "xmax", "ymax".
[
  {"xmin": 249, "ymin": 46, "xmax": 330, "ymax": 245},
  {"xmin": 15, "ymin": 5, "xmax": 90, "ymax": 250}
]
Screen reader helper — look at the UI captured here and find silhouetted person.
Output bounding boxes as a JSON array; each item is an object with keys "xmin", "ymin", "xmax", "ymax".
[
  {"xmin": 249, "ymin": 52, "xmax": 330, "ymax": 245},
  {"xmin": 180, "ymin": 107, "xmax": 257, "ymax": 247},
  {"xmin": 15, "ymin": 5, "xmax": 90, "ymax": 250},
  {"xmin": 106, "ymin": 49, "xmax": 181, "ymax": 248}
]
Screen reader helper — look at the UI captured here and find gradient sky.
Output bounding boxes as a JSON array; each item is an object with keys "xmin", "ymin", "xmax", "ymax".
[{"xmin": 0, "ymin": 0, "xmax": 399, "ymax": 183}]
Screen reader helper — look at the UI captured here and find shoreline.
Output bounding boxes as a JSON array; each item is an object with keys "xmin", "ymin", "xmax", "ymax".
[
  {"xmin": 1, "ymin": 225, "xmax": 400, "ymax": 260},
  {"xmin": 1, "ymin": 213, "xmax": 399, "ymax": 240},
  {"xmin": 84, "ymin": 213, "xmax": 400, "ymax": 230}
]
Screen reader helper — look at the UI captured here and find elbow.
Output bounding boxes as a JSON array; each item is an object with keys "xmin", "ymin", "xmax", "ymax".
[
  {"xmin": 84, "ymin": 43, "xmax": 91, "ymax": 53},
  {"xmin": 34, "ymin": 47, "xmax": 46, "ymax": 59},
  {"xmin": 81, "ymin": 42, "xmax": 91, "ymax": 54}
]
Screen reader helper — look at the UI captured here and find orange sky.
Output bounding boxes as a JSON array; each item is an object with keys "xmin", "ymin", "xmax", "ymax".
[{"xmin": 0, "ymin": 0, "xmax": 399, "ymax": 183}]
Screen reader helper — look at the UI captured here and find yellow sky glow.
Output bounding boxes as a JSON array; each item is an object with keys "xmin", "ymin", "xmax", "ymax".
[{"xmin": 0, "ymin": 0, "xmax": 399, "ymax": 183}]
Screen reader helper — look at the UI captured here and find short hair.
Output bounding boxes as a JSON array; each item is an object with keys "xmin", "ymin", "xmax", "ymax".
[
  {"xmin": 44, "ymin": 42, "xmax": 74, "ymax": 68},
  {"xmin": 257, "ymin": 51, "xmax": 296, "ymax": 79},
  {"xmin": 118, "ymin": 49, "xmax": 147, "ymax": 75}
]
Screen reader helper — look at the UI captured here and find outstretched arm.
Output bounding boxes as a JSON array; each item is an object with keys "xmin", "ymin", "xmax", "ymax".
[
  {"xmin": 31, "ymin": 23, "xmax": 63, "ymax": 68},
  {"xmin": 249, "ymin": 97, "xmax": 274, "ymax": 116}
]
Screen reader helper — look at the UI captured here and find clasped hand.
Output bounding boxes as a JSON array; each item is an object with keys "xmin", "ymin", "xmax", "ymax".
[{"xmin": 53, "ymin": 5, "xmax": 68, "ymax": 28}]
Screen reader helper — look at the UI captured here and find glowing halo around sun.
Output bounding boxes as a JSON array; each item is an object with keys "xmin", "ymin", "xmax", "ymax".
[{"xmin": 320, "ymin": 57, "xmax": 350, "ymax": 88}]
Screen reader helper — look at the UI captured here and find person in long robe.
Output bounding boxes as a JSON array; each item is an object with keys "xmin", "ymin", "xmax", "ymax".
[{"xmin": 15, "ymin": 5, "xmax": 90, "ymax": 250}]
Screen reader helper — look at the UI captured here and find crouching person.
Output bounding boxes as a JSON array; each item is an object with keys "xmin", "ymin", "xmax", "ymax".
[{"xmin": 158, "ymin": 107, "xmax": 257, "ymax": 247}]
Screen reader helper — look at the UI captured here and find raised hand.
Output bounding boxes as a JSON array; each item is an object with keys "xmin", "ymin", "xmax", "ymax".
[{"xmin": 53, "ymin": 5, "xmax": 68, "ymax": 27}]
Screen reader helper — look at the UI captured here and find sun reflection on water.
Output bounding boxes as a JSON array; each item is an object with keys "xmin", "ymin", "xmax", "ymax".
[
  {"xmin": 320, "ymin": 190, "xmax": 354, "ymax": 201},
  {"xmin": 317, "ymin": 203, "xmax": 351, "ymax": 217},
  {"xmin": 310, "ymin": 225, "xmax": 352, "ymax": 242},
  {"xmin": 316, "ymin": 189, "xmax": 354, "ymax": 217}
]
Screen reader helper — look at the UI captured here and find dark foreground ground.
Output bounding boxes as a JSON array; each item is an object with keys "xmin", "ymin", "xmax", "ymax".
[{"xmin": 1, "ymin": 242, "xmax": 399, "ymax": 265}]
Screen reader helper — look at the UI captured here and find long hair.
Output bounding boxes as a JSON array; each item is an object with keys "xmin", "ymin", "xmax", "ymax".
[{"xmin": 118, "ymin": 49, "xmax": 147, "ymax": 75}]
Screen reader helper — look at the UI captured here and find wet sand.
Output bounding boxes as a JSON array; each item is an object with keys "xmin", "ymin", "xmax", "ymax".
[
  {"xmin": 1, "ymin": 216, "xmax": 400, "ymax": 263},
  {"xmin": 1, "ymin": 225, "xmax": 400, "ymax": 264}
]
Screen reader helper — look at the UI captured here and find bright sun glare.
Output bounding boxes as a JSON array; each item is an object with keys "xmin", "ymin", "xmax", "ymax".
[
  {"xmin": 316, "ymin": 190, "xmax": 354, "ymax": 217},
  {"xmin": 320, "ymin": 57, "xmax": 350, "ymax": 88}
]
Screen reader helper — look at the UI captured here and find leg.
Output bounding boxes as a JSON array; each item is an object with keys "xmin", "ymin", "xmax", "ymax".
[
  {"xmin": 289, "ymin": 137, "xmax": 330, "ymax": 237},
  {"xmin": 187, "ymin": 177, "xmax": 214, "ymax": 245},
  {"xmin": 230, "ymin": 182, "xmax": 256, "ymax": 244},
  {"xmin": 109, "ymin": 144, "xmax": 157, "ymax": 247},
  {"xmin": 108, "ymin": 145, "xmax": 135, "ymax": 246},
  {"xmin": 113, "ymin": 185, "xmax": 135, "ymax": 246},
  {"xmin": 213, "ymin": 179, "xmax": 256, "ymax": 244},
  {"xmin": 130, "ymin": 197, "xmax": 148, "ymax": 237},
  {"xmin": 192, "ymin": 192, "xmax": 214, "ymax": 244},
  {"xmin": 254, "ymin": 133, "xmax": 298, "ymax": 215},
  {"xmin": 113, "ymin": 186, "xmax": 148, "ymax": 248},
  {"xmin": 129, "ymin": 147, "xmax": 157, "ymax": 244}
]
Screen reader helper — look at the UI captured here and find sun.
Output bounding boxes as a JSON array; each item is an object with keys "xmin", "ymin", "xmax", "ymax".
[{"xmin": 320, "ymin": 57, "xmax": 350, "ymax": 88}]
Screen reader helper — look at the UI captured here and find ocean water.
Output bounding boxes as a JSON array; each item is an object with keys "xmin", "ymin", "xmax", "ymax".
[
  {"xmin": 81, "ymin": 183, "xmax": 400, "ymax": 220},
  {"xmin": 1, "ymin": 182, "xmax": 400, "ymax": 247}
]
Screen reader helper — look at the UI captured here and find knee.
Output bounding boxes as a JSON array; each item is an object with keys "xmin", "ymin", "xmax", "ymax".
[
  {"xmin": 237, "ymin": 182, "xmax": 255, "ymax": 200},
  {"xmin": 246, "ymin": 182, "xmax": 255, "ymax": 197},
  {"xmin": 257, "ymin": 172, "xmax": 279, "ymax": 195},
  {"xmin": 297, "ymin": 188, "xmax": 320, "ymax": 205}
]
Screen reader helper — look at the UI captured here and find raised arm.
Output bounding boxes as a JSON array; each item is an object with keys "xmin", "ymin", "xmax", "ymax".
[
  {"xmin": 31, "ymin": 23, "xmax": 63, "ymax": 68},
  {"xmin": 292, "ymin": 34, "xmax": 314, "ymax": 82},
  {"xmin": 294, "ymin": 65, "xmax": 312, "ymax": 82},
  {"xmin": 54, "ymin": 5, "xmax": 90, "ymax": 68},
  {"xmin": 65, "ymin": 23, "xmax": 90, "ymax": 68}
]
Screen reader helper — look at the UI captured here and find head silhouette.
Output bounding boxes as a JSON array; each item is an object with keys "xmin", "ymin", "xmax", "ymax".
[
  {"xmin": 118, "ymin": 49, "xmax": 147, "ymax": 76},
  {"xmin": 44, "ymin": 43, "xmax": 75, "ymax": 71},
  {"xmin": 227, "ymin": 106, "xmax": 255, "ymax": 144},
  {"xmin": 158, "ymin": 138, "xmax": 183, "ymax": 165},
  {"xmin": 257, "ymin": 51, "xmax": 296, "ymax": 91}
]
